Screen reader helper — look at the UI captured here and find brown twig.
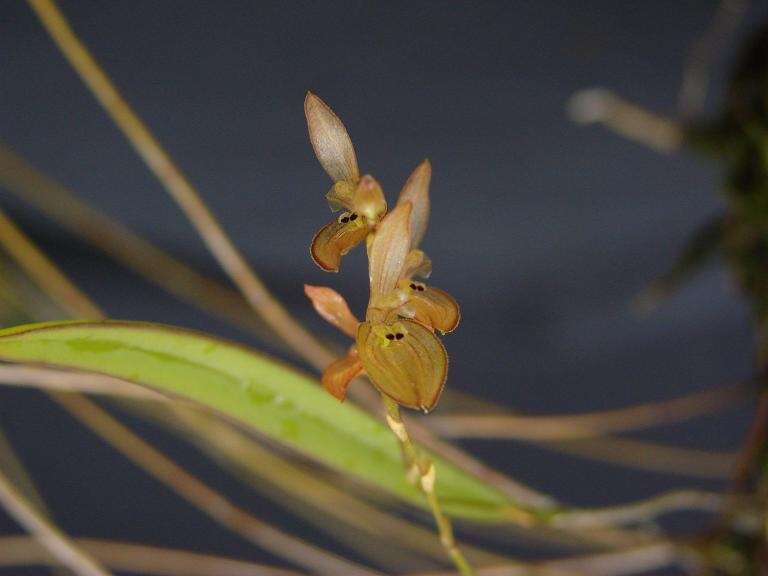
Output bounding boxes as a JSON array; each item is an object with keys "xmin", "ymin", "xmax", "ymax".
[
  {"xmin": 418, "ymin": 542, "xmax": 697, "ymax": 576},
  {"xmin": 545, "ymin": 436, "xmax": 736, "ymax": 479},
  {"xmin": 429, "ymin": 382, "xmax": 749, "ymax": 440}
]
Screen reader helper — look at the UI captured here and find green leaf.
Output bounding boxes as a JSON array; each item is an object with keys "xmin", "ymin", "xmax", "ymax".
[{"xmin": 0, "ymin": 320, "xmax": 514, "ymax": 521}]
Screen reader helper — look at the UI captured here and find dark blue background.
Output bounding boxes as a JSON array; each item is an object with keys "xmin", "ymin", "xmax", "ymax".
[{"xmin": 2, "ymin": 1, "xmax": 767, "ymax": 573}]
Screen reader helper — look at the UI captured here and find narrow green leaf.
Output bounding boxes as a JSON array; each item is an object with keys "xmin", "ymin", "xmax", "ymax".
[{"xmin": 0, "ymin": 320, "xmax": 514, "ymax": 521}]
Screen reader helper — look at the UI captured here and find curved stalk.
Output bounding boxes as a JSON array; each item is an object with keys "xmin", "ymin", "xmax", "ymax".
[{"xmin": 0, "ymin": 536, "xmax": 303, "ymax": 576}]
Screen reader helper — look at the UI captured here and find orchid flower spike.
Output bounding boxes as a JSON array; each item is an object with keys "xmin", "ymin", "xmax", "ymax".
[
  {"xmin": 303, "ymin": 101, "xmax": 459, "ymax": 412},
  {"xmin": 305, "ymin": 92, "xmax": 387, "ymax": 272}
]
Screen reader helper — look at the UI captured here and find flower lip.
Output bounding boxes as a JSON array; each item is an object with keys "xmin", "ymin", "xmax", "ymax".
[
  {"xmin": 311, "ymin": 216, "xmax": 372, "ymax": 272},
  {"xmin": 356, "ymin": 318, "xmax": 448, "ymax": 412}
]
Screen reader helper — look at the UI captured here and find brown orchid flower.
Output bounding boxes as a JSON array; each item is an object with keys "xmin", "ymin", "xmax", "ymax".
[
  {"xmin": 304, "ymin": 153, "xmax": 460, "ymax": 412},
  {"xmin": 304, "ymin": 92, "xmax": 387, "ymax": 272},
  {"xmin": 391, "ymin": 160, "xmax": 460, "ymax": 335}
]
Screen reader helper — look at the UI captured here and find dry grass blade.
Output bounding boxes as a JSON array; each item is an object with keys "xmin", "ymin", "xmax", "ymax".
[
  {"xmin": 548, "ymin": 436, "xmax": 736, "ymax": 479},
  {"xmin": 0, "ymin": 468, "xmax": 113, "ymax": 576},
  {"xmin": 0, "ymin": 536, "xmax": 305, "ymax": 576},
  {"xmin": 430, "ymin": 382, "xmax": 750, "ymax": 440},
  {"xmin": 0, "ymin": 206, "xmax": 101, "ymax": 319},
  {"xmin": 418, "ymin": 543, "xmax": 693, "ymax": 576},
  {"xmin": 552, "ymin": 490, "xmax": 724, "ymax": 529},
  {"xmin": 0, "ymin": 142, "xmax": 279, "ymax": 345},
  {"xmin": 0, "ymin": 365, "xmax": 165, "ymax": 400},
  {"xmin": 0, "ymin": 425, "xmax": 51, "ymax": 519},
  {"xmin": 25, "ymin": 0, "xmax": 334, "ymax": 370}
]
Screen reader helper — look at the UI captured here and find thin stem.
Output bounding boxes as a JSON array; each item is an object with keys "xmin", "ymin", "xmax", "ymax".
[
  {"xmin": 0, "ymin": 364, "xmax": 165, "ymax": 400},
  {"xmin": 25, "ymin": 0, "xmax": 334, "ymax": 370},
  {"xmin": 0, "ymin": 141, "xmax": 279, "ymax": 345},
  {"xmin": 567, "ymin": 89, "xmax": 683, "ymax": 153},
  {"xmin": 383, "ymin": 396, "xmax": 480, "ymax": 576},
  {"xmin": 0, "ymin": 536, "xmax": 304, "ymax": 576},
  {"xmin": 0, "ymin": 425, "xmax": 51, "ymax": 519},
  {"xmin": 429, "ymin": 382, "xmax": 749, "ymax": 440},
  {"xmin": 0, "ymin": 206, "xmax": 102, "ymax": 318},
  {"xmin": 0, "ymin": 468, "xmax": 113, "ymax": 576},
  {"xmin": 552, "ymin": 490, "xmax": 725, "ymax": 529},
  {"xmin": 678, "ymin": 0, "xmax": 749, "ymax": 118},
  {"xmin": 417, "ymin": 542, "xmax": 697, "ymax": 576},
  {"xmin": 545, "ymin": 436, "xmax": 735, "ymax": 479}
]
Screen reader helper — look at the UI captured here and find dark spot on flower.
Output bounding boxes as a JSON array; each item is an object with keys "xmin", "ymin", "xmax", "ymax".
[
  {"xmin": 417, "ymin": 285, "xmax": 425, "ymax": 291},
  {"xmin": 386, "ymin": 334, "xmax": 395, "ymax": 340},
  {"xmin": 349, "ymin": 213, "xmax": 358, "ymax": 221},
  {"xmin": 341, "ymin": 216, "xmax": 349, "ymax": 223},
  {"xmin": 395, "ymin": 333, "xmax": 404, "ymax": 340},
  {"xmin": 409, "ymin": 283, "xmax": 417, "ymax": 289}
]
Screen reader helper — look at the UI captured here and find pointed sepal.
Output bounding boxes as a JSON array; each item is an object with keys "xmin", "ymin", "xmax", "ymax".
[
  {"xmin": 304, "ymin": 285, "xmax": 360, "ymax": 338},
  {"xmin": 304, "ymin": 92, "xmax": 359, "ymax": 183},
  {"xmin": 321, "ymin": 349, "xmax": 364, "ymax": 401},
  {"xmin": 367, "ymin": 202, "xmax": 412, "ymax": 308},
  {"xmin": 397, "ymin": 159, "xmax": 431, "ymax": 248}
]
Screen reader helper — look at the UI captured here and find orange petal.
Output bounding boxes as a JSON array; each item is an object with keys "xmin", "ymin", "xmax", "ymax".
[
  {"xmin": 304, "ymin": 285, "xmax": 359, "ymax": 338},
  {"xmin": 400, "ymin": 280, "xmax": 460, "ymax": 334},
  {"xmin": 321, "ymin": 350, "xmax": 364, "ymax": 401},
  {"xmin": 356, "ymin": 319, "xmax": 447, "ymax": 412},
  {"xmin": 397, "ymin": 160, "xmax": 431, "ymax": 247},
  {"xmin": 402, "ymin": 249, "xmax": 432, "ymax": 280},
  {"xmin": 311, "ymin": 214, "xmax": 371, "ymax": 272},
  {"xmin": 304, "ymin": 92, "xmax": 359, "ymax": 183},
  {"xmin": 367, "ymin": 202, "xmax": 412, "ymax": 306}
]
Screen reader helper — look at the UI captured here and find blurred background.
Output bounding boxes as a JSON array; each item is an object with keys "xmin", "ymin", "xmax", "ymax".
[{"xmin": 2, "ymin": 0, "xmax": 768, "ymax": 573}]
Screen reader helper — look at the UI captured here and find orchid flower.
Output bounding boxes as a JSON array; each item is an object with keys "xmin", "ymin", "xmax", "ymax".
[
  {"xmin": 304, "ymin": 92, "xmax": 387, "ymax": 272},
  {"xmin": 390, "ymin": 160, "xmax": 460, "ymax": 335},
  {"xmin": 305, "ymin": 203, "xmax": 448, "ymax": 412},
  {"xmin": 304, "ymin": 96, "xmax": 459, "ymax": 412}
]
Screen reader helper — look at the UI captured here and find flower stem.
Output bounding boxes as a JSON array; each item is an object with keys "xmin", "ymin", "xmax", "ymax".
[{"xmin": 383, "ymin": 396, "xmax": 475, "ymax": 576}]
